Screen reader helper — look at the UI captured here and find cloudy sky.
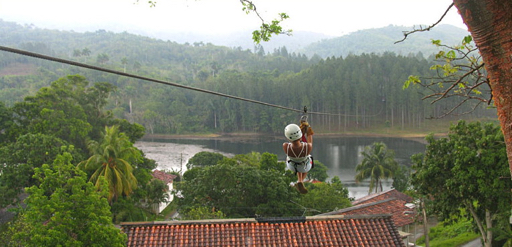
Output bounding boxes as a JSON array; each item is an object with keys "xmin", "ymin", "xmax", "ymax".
[{"xmin": 0, "ymin": 0, "xmax": 466, "ymax": 37}]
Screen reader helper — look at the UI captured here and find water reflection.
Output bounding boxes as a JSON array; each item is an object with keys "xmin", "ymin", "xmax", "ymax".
[{"xmin": 138, "ymin": 136, "xmax": 426, "ymax": 199}]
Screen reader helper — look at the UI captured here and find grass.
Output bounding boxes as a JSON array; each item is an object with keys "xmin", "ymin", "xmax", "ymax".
[
  {"xmin": 318, "ymin": 117, "xmax": 500, "ymax": 138},
  {"xmin": 156, "ymin": 199, "xmax": 178, "ymax": 221},
  {"xmin": 416, "ymin": 218, "xmax": 480, "ymax": 247}
]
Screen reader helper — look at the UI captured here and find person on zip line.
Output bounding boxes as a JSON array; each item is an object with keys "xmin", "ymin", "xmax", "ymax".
[{"xmin": 283, "ymin": 119, "xmax": 314, "ymax": 194}]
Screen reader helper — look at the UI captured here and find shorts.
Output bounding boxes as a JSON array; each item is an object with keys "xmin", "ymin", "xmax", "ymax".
[{"xmin": 286, "ymin": 156, "xmax": 312, "ymax": 173}]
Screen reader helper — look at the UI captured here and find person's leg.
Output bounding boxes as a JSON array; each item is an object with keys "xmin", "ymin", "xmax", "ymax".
[
  {"xmin": 298, "ymin": 172, "xmax": 306, "ymax": 183},
  {"xmin": 297, "ymin": 172, "xmax": 308, "ymax": 194}
]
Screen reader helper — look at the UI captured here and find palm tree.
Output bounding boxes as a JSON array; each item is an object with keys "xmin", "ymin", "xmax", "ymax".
[
  {"xmin": 355, "ymin": 142, "xmax": 398, "ymax": 194},
  {"xmin": 78, "ymin": 125, "xmax": 140, "ymax": 203}
]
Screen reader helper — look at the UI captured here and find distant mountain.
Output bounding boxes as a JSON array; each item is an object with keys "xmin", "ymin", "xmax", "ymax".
[
  {"xmin": 1, "ymin": 17, "xmax": 469, "ymax": 59},
  {"xmin": 146, "ymin": 24, "xmax": 470, "ymax": 59},
  {"xmin": 300, "ymin": 24, "xmax": 470, "ymax": 58},
  {"xmin": 134, "ymin": 29, "xmax": 333, "ymax": 54}
]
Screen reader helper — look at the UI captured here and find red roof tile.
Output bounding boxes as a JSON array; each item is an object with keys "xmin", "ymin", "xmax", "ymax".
[
  {"xmin": 321, "ymin": 198, "xmax": 416, "ymax": 227},
  {"xmin": 122, "ymin": 215, "xmax": 405, "ymax": 246},
  {"xmin": 152, "ymin": 170, "xmax": 177, "ymax": 184},
  {"xmin": 352, "ymin": 189, "xmax": 413, "ymax": 206}
]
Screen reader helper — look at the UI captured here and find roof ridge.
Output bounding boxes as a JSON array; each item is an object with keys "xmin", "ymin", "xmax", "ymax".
[
  {"xmin": 319, "ymin": 197, "xmax": 400, "ymax": 216},
  {"xmin": 352, "ymin": 189, "xmax": 397, "ymax": 204},
  {"xmin": 120, "ymin": 214, "xmax": 393, "ymax": 227}
]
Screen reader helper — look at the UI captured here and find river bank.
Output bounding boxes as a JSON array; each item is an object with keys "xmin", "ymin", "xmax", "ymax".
[
  {"xmin": 136, "ymin": 131, "xmax": 433, "ymax": 174},
  {"xmin": 135, "ymin": 134, "xmax": 427, "ymax": 199},
  {"xmin": 140, "ymin": 131, "xmax": 442, "ymax": 144}
]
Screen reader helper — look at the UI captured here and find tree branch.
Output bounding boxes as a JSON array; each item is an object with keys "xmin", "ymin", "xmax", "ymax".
[
  {"xmin": 239, "ymin": 0, "xmax": 291, "ymax": 43},
  {"xmin": 395, "ymin": 3, "xmax": 455, "ymax": 44},
  {"xmin": 431, "ymin": 63, "xmax": 485, "ymax": 104}
]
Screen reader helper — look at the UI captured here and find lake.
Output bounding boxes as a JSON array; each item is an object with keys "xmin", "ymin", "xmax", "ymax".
[{"xmin": 135, "ymin": 135, "xmax": 426, "ymax": 199}]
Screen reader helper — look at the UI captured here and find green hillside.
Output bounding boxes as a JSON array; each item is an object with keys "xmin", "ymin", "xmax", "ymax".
[
  {"xmin": 302, "ymin": 24, "xmax": 470, "ymax": 58},
  {"xmin": 0, "ymin": 19, "xmax": 493, "ymax": 135}
]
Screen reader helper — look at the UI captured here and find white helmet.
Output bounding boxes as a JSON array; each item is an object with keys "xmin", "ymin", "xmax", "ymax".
[{"xmin": 284, "ymin": 124, "xmax": 302, "ymax": 141}]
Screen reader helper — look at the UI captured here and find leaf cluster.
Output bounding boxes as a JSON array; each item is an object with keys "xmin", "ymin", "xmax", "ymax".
[
  {"xmin": 240, "ymin": 0, "xmax": 292, "ymax": 44},
  {"xmin": 411, "ymin": 120, "xmax": 511, "ymax": 241},
  {"xmin": 404, "ymin": 36, "xmax": 491, "ymax": 118},
  {"xmin": 176, "ymin": 151, "xmax": 351, "ymax": 219},
  {"xmin": 0, "ymin": 75, "xmax": 145, "ymax": 207},
  {"xmin": 7, "ymin": 151, "xmax": 126, "ymax": 246},
  {"xmin": 355, "ymin": 142, "xmax": 398, "ymax": 194}
]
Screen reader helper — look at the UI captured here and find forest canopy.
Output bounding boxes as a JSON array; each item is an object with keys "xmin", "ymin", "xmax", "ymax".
[{"xmin": 0, "ymin": 20, "xmax": 495, "ymax": 136}]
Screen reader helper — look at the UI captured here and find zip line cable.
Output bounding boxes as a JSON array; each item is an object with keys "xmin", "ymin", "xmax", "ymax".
[
  {"xmin": 0, "ymin": 45, "xmax": 304, "ymax": 113},
  {"xmin": 0, "ymin": 45, "xmax": 383, "ymax": 117}
]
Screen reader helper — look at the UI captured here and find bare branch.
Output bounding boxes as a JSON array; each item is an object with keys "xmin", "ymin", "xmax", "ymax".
[
  {"xmin": 431, "ymin": 63, "xmax": 485, "ymax": 104},
  {"xmin": 395, "ymin": 3, "xmax": 455, "ymax": 44}
]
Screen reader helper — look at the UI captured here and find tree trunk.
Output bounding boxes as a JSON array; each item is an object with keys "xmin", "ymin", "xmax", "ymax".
[
  {"xmin": 467, "ymin": 201, "xmax": 490, "ymax": 246},
  {"xmin": 453, "ymin": 0, "xmax": 512, "ymax": 177},
  {"xmin": 485, "ymin": 210, "xmax": 492, "ymax": 247},
  {"xmin": 422, "ymin": 200, "xmax": 430, "ymax": 247}
]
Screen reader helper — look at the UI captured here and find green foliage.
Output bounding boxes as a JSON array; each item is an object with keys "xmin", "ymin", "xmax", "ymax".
[
  {"xmin": 303, "ymin": 24, "xmax": 470, "ymax": 58},
  {"xmin": 416, "ymin": 218, "xmax": 479, "ymax": 247},
  {"xmin": 306, "ymin": 159, "xmax": 329, "ymax": 182},
  {"xmin": 297, "ymin": 176, "xmax": 352, "ymax": 215},
  {"xmin": 109, "ymin": 156, "xmax": 165, "ymax": 222},
  {"xmin": 78, "ymin": 125, "xmax": 141, "ymax": 203},
  {"xmin": 0, "ymin": 74, "xmax": 144, "ymax": 207},
  {"xmin": 259, "ymin": 152, "xmax": 284, "ymax": 172},
  {"xmin": 411, "ymin": 120, "xmax": 512, "ymax": 243},
  {"xmin": 0, "ymin": 134, "xmax": 81, "ymax": 207},
  {"xmin": 176, "ymin": 154, "xmax": 302, "ymax": 218},
  {"xmin": 176, "ymin": 152, "xmax": 351, "ymax": 219},
  {"xmin": 144, "ymin": 179, "xmax": 169, "ymax": 212},
  {"xmin": 110, "ymin": 196, "xmax": 147, "ymax": 224},
  {"xmin": 186, "ymin": 151, "xmax": 226, "ymax": 169},
  {"xmin": 391, "ymin": 164, "xmax": 411, "ymax": 192},
  {"xmin": 1, "ymin": 20, "xmax": 493, "ymax": 136},
  {"xmin": 252, "ymin": 14, "xmax": 292, "ymax": 44},
  {"xmin": 5, "ymin": 75, "xmax": 127, "ymax": 154},
  {"xmin": 108, "ymin": 118, "xmax": 145, "ymax": 143},
  {"xmin": 403, "ymin": 75, "xmax": 420, "ymax": 89},
  {"xmin": 240, "ymin": 0, "xmax": 292, "ymax": 44},
  {"xmin": 8, "ymin": 150, "xmax": 126, "ymax": 246},
  {"xmin": 355, "ymin": 142, "xmax": 398, "ymax": 194},
  {"xmin": 0, "ymin": 101, "xmax": 12, "ymax": 143},
  {"xmin": 404, "ymin": 35, "xmax": 489, "ymax": 118},
  {"xmin": 9, "ymin": 75, "xmax": 92, "ymax": 148},
  {"xmin": 181, "ymin": 206, "xmax": 226, "ymax": 220}
]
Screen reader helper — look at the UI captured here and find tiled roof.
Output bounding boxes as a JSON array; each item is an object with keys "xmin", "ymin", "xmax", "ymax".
[
  {"xmin": 121, "ymin": 215, "xmax": 405, "ymax": 246},
  {"xmin": 352, "ymin": 189, "xmax": 413, "ymax": 206},
  {"xmin": 320, "ymin": 198, "xmax": 416, "ymax": 227},
  {"xmin": 152, "ymin": 170, "xmax": 177, "ymax": 184}
]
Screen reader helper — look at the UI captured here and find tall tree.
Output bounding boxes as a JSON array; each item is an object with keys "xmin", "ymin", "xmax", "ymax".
[
  {"xmin": 355, "ymin": 142, "xmax": 398, "ymax": 194},
  {"xmin": 0, "ymin": 133, "xmax": 77, "ymax": 207},
  {"xmin": 297, "ymin": 176, "xmax": 352, "ymax": 215},
  {"xmin": 176, "ymin": 157, "xmax": 301, "ymax": 218},
  {"xmin": 186, "ymin": 151, "xmax": 225, "ymax": 169},
  {"xmin": 451, "ymin": 0, "xmax": 512, "ymax": 179},
  {"xmin": 78, "ymin": 125, "xmax": 141, "ymax": 203},
  {"xmin": 8, "ymin": 150, "xmax": 126, "ymax": 246},
  {"xmin": 411, "ymin": 121, "xmax": 511, "ymax": 247},
  {"xmin": 6, "ymin": 75, "xmax": 121, "ymax": 154}
]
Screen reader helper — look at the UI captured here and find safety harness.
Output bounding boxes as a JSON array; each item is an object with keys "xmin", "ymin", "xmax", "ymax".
[{"xmin": 287, "ymin": 142, "xmax": 312, "ymax": 174}]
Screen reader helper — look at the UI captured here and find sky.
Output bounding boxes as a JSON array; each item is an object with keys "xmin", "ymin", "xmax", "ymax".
[{"xmin": 0, "ymin": 0, "xmax": 466, "ymax": 37}]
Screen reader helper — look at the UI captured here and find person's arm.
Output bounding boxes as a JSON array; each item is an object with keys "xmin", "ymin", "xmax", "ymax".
[
  {"xmin": 282, "ymin": 142, "xmax": 289, "ymax": 154},
  {"xmin": 307, "ymin": 135, "xmax": 313, "ymax": 152}
]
